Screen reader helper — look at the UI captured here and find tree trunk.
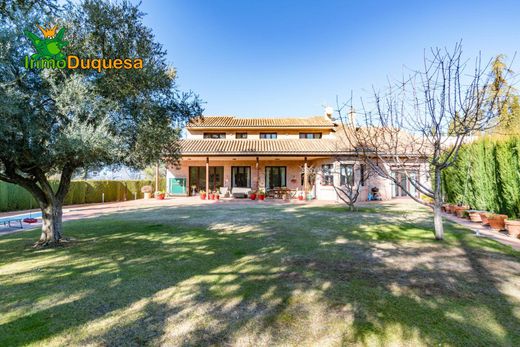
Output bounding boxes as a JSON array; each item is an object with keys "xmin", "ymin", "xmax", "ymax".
[
  {"xmin": 38, "ymin": 203, "xmax": 63, "ymax": 245},
  {"xmin": 433, "ymin": 203, "xmax": 444, "ymax": 240}
]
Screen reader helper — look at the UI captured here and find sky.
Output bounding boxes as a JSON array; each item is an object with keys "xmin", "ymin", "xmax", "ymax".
[{"xmin": 138, "ymin": 0, "xmax": 519, "ymax": 117}]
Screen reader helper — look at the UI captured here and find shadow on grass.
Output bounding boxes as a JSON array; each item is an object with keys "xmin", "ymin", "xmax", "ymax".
[{"xmin": 0, "ymin": 203, "xmax": 519, "ymax": 346}]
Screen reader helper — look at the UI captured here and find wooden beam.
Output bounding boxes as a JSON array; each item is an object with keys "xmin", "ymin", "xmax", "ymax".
[
  {"xmin": 205, "ymin": 157, "xmax": 210, "ymax": 193},
  {"xmin": 304, "ymin": 156, "xmax": 308, "ymax": 193}
]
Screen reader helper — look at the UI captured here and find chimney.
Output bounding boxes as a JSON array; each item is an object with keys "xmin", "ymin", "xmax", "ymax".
[
  {"xmin": 324, "ymin": 106, "xmax": 334, "ymax": 119},
  {"xmin": 348, "ymin": 107, "xmax": 356, "ymax": 126}
]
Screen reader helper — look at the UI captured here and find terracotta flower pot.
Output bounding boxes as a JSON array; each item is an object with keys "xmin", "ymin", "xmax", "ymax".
[
  {"xmin": 258, "ymin": 195, "xmax": 265, "ymax": 201},
  {"xmin": 487, "ymin": 214, "xmax": 508, "ymax": 231},
  {"xmin": 215, "ymin": 194, "xmax": 220, "ymax": 200},
  {"xmin": 467, "ymin": 210, "xmax": 483, "ymax": 223},
  {"xmin": 201, "ymin": 193, "xmax": 206, "ymax": 200},
  {"xmin": 250, "ymin": 193, "xmax": 257, "ymax": 200},
  {"xmin": 505, "ymin": 220, "xmax": 520, "ymax": 239},
  {"xmin": 155, "ymin": 194, "xmax": 165, "ymax": 200},
  {"xmin": 454, "ymin": 207, "xmax": 468, "ymax": 218},
  {"xmin": 479, "ymin": 212, "xmax": 490, "ymax": 226},
  {"xmin": 298, "ymin": 195, "xmax": 304, "ymax": 201}
]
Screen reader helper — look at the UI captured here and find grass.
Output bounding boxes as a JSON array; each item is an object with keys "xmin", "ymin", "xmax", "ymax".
[{"xmin": 0, "ymin": 200, "xmax": 520, "ymax": 346}]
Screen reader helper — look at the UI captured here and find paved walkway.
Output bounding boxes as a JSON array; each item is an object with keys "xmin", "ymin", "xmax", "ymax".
[
  {"xmin": 0, "ymin": 196, "xmax": 328, "ymax": 235},
  {"xmin": 2, "ymin": 197, "xmax": 520, "ymax": 251},
  {"xmin": 443, "ymin": 212, "xmax": 520, "ymax": 250}
]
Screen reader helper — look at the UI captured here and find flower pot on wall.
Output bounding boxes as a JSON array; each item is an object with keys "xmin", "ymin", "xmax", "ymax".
[
  {"xmin": 505, "ymin": 220, "xmax": 520, "ymax": 238},
  {"xmin": 486, "ymin": 214, "xmax": 508, "ymax": 231}
]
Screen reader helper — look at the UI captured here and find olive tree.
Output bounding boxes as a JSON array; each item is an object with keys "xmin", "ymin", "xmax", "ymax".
[{"xmin": 0, "ymin": 0, "xmax": 202, "ymax": 246}]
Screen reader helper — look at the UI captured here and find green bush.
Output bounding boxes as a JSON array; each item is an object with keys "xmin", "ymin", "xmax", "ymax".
[
  {"xmin": 0, "ymin": 178, "xmax": 166, "ymax": 212},
  {"xmin": 443, "ymin": 136, "xmax": 520, "ymax": 218}
]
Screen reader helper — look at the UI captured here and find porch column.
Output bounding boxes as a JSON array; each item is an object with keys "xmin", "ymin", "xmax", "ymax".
[
  {"xmin": 205, "ymin": 157, "xmax": 209, "ymax": 193},
  {"xmin": 304, "ymin": 157, "xmax": 308, "ymax": 193},
  {"xmin": 256, "ymin": 157, "xmax": 259, "ymax": 190}
]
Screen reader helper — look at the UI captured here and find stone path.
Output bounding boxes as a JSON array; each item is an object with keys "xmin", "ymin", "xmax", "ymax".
[{"xmin": 443, "ymin": 212, "xmax": 520, "ymax": 250}]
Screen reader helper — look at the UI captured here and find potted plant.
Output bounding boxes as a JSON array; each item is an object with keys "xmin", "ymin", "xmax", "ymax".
[
  {"xmin": 486, "ymin": 213, "xmax": 508, "ymax": 231},
  {"xmin": 154, "ymin": 190, "xmax": 166, "ymax": 200},
  {"xmin": 208, "ymin": 191, "xmax": 214, "ymax": 200},
  {"xmin": 467, "ymin": 210, "xmax": 483, "ymax": 223},
  {"xmin": 298, "ymin": 192, "xmax": 304, "ymax": 200},
  {"xmin": 505, "ymin": 218, "xmax": 520, "ymax": 238},
  {"xmin": 479, "ymin": 212, "xmax": 490, "ymax": 225},
  {"xmin": 200, "ymin": 190, "xmax": 206, "ymax": 200},
  {"xmin": 258, "ymin": 189, "xmax": 265, "ymax": 201},
  {"xmin": 141, "ymin": 185, "xmax": 153, "ymax": 200},
  {"xmin": 454, "ymin": 205, "xmax": 469, "ymax": 218},
  {"xmin": 250, "ymin": 190, "xmax": 257, "ymax": 200},
  {"xmin": 215, "ymin": 191, "xmax": 220, "ymax": 200}
]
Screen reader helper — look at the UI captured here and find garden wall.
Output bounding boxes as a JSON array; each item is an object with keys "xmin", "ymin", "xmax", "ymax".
[
  {"xmin": 0, "ymin": 179, "xmax": 166, "ymax": 212},
  {"xmin": 442, "ymin": 136, "xmax": 520, "ymax": 218}
]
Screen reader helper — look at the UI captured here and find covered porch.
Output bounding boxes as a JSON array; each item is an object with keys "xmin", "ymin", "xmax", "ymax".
[{"xmin": 167, "ymin": 155, "xmax": 329, "ymax": 199}]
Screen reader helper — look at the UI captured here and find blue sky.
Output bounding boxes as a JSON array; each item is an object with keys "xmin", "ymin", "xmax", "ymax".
[{"xmin": 139, "ymin": 0, "xmax": 519, "ymax": 117}]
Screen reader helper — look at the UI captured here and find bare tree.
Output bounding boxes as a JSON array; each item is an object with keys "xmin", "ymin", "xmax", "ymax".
[
  {"xmin": 336, "ymin": 43, "xmax": 513, "ymax": 240},
  {"xmin": 333, "ymin": 162, "xmax": 371, "ymax": 211}
]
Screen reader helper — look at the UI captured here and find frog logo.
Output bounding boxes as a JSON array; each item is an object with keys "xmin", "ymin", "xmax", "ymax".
[{"xmin": 24, "ymin": 25, "xmax": 69, "ymax": 61}]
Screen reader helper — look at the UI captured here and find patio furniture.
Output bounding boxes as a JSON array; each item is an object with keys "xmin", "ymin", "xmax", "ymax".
[{"xmin": 232, "ymin": 187, "xmax": 250, "ymax": 198}]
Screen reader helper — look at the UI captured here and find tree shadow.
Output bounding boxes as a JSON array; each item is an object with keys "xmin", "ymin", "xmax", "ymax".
[{"xmin": 0, "ymin": 203, "xmax": 519, "ymax": 346}]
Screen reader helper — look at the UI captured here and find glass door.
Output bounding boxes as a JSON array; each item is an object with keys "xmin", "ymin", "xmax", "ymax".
[
  {"xmin": 265, "ymin": 166, "xmax": 287, "ymax": 189},
  {"xmin": 232, "ymin": 166, "xmax": 251, "ymax": 188}
]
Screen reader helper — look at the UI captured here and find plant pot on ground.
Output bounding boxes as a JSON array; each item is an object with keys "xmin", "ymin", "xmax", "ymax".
[
  {"xmin": 250, "ymin": 192, "xmax": 257, "ymax": 200},
  {"xmin": 505, "ymin": 219, "xmax": 520, "ymax": 238},
  {"xmin": 454, "ymin": 206, "xmax": 469, "ymax": 218},
  {"xmin": 257, "ymin": 189, "xmax": 265, "ymax": 201},
  {"xmin": 479, "ymin": 212, "xmax": 490, "ymax": 225},
  {"xmin": 141, "ymin": 185, "xmax": 153, "ymax": 200},
  {"xmin": 467, "ymin": 210, "xmax": 483, "ymax": 223},
  {"xmin": 486, "ymin": 213, "xmax": 508, "ymax": 231},
  {"xmin": 200, "ymin": 190, "xmax": 206, "ymax": 200},
  {"xmin": 154, "ymin": 191, "xmax": 166, "ymax": 200}
]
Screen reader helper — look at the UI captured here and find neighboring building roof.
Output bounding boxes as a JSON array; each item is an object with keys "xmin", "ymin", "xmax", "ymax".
[
  {"xmin": 180, "ymin": 139, "xmax": 351, "ymax": 156},
  {"xmin": 187, "ymin": 116, "xmax": 336, "ymax": 129}
]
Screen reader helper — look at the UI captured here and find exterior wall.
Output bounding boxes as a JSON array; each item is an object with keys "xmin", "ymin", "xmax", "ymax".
[
  {"xmin": 186, "ymin": 129, "xmax": 335, "ymax": 140},
  {"xmin": 168, "ymin": 157, "xmax": 431, "ymax": 202}
]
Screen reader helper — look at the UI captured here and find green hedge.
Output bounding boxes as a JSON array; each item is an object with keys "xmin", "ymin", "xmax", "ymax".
[
  {"xmin": 442, "ymin": 136, "xmax": 520, "ymax": 218},
  {"xmin": 0, "ymin": 179, "xmax": 166, "ymax": 212}
]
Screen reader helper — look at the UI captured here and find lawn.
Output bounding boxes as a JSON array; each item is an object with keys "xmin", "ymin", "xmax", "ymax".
[{"xmin": 1, "ymin": 201, "xmax": 519, "ymax": 346}]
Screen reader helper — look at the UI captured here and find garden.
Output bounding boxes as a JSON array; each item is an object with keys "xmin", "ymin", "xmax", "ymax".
[{"xmin": 1, "ymin": 201, "xmax": 519, "ymax": 346}]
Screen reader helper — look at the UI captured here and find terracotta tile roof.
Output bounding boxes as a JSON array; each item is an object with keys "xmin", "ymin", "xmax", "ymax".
[
  {"xmin": 187, "ymin": 116, "xmax": 336, "ymax": 128},
  {"xmin": 180, "ymin": 139, "xmax": 352, "ymax": 156}
]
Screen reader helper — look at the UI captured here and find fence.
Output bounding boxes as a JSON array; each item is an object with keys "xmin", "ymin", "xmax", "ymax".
[{"xmin": 0, "ymin": 179, "xmax": 166, "ymax": 212}]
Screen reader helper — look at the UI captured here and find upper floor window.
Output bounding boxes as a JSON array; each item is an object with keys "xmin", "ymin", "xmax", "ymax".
[
  {"xmin": 299, "ymin": 133, "xmax": 322, "ymax": 139},
  {"xmin": 236, "ymin": 132, "xmax": 248, "ymax": 139},
  {"xmin": 203, "ymin": 133, "xmax": 226, "ymax": 139},
  {"xmin": 260, "ymin": 133, "xmax": 277, "ymax": 139},
  {"xmin": 321, "ymin": 164, "xmax": 334, "ymax": 186}
]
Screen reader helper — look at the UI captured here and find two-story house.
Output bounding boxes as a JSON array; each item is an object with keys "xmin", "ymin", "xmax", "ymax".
[{"xmin": 166, "ymin": 113, "xmax": 428, "ymax": 201}]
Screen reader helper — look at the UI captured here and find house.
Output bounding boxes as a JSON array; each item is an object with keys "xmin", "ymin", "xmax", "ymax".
[{"xmin": 166, "ymin": 112, "xmax": 430, "ymax": 201}]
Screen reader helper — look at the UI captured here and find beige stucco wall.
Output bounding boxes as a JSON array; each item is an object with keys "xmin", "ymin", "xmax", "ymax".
[{"xmin": 167, "ymin": 157, "xmax": 431, "ymax": 202}]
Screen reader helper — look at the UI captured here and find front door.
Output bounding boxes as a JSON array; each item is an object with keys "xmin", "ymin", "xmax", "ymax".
[{"xmin": 265, "ymin": 166, "xmax": 286, "ymax": 189}]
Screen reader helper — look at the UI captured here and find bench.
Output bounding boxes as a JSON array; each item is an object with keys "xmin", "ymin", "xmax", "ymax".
[{"xmin": 231, "ymin": 187, "xmax": 251, "ymax": 198}]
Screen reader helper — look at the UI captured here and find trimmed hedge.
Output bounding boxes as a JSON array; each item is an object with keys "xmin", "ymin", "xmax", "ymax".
[
  {"xmin": 443, "ymin": 136, "xmax": 520, "ymax": 218},
  {"xmin": 0, "ymin": 179, "xmax": 166, "ymax": 212}
]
